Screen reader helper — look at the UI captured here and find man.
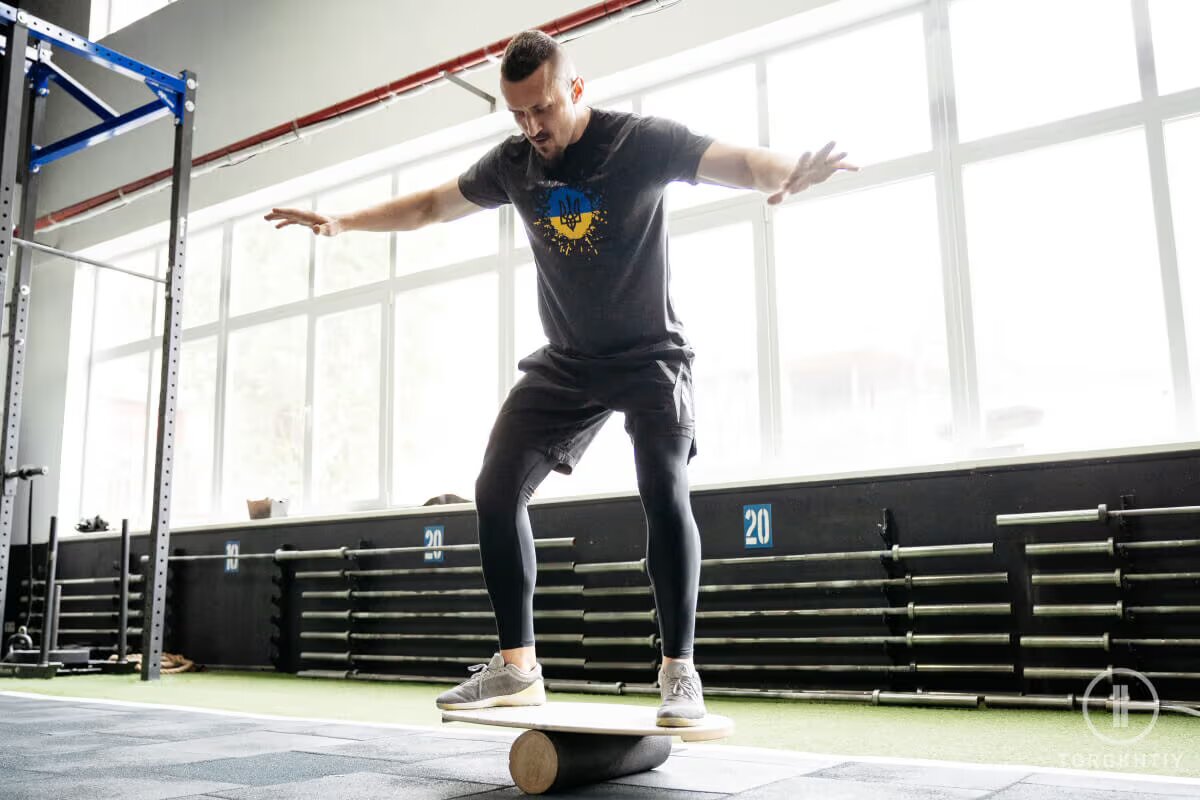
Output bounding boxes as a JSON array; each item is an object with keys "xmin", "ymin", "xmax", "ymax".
[{"xmin": 267, "ymin": 30, "xmax": 855, "ymax": 726}]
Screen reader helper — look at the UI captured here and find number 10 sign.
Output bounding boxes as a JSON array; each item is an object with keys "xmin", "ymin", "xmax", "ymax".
[{"xmin": 743, "ymin": 504, "xmax": 772, "ymax": 549}]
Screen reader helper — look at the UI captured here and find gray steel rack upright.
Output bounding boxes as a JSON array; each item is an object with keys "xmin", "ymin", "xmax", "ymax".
[{"xmin": 0, "ymin": 2, "xmax": 196, "ymax": 681}]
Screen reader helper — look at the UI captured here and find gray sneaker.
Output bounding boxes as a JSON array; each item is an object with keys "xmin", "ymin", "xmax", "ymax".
[
  {"xmin": 656, "ymin": 660, "xmax": 707, "ymax": 727},
  {"xmin": 435, "ymin": 653, "xmax": 546, "ymax": 710}
]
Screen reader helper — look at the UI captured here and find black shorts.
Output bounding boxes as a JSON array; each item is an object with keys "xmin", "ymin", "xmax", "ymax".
[{"xmin": 485, "ymin": 345, "xmax": 698, "ymax": 475}]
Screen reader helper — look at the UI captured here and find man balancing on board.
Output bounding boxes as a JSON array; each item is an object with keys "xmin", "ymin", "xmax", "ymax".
[{"xmin": 267, "ymin": 31, "xmax": 856, "ymax": 726}]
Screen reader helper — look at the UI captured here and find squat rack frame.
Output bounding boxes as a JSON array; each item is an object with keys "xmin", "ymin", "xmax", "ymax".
[{"xmin": 0, "ymin": 2, "xmax": 195, "ymax": 681}]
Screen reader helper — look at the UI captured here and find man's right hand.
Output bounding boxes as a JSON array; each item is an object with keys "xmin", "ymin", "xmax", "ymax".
[{"xmin": 263, "ymin": 207, "xmax": 345, "ymax": 237}]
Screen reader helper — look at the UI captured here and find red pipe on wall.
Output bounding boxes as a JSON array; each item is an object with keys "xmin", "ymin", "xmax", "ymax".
[{"xmin": 36, "ymin": 0, "xmax": 655, "ymax": 230}]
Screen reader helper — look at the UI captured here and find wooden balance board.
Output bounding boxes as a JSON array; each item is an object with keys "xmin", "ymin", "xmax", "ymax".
[{"xmin": 442, "ymin": 702, "xmax": 734, "ymax": 795}]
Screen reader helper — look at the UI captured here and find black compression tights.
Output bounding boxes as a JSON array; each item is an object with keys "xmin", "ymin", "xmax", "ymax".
[{"xmin": 475, "ymin": 433, "xmax": 700, "ymax": 658}]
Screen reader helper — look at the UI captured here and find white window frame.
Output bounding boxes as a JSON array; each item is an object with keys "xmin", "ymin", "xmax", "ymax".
[{"xmin": 70, "ymin": 0, "xmax": 1200, "ymax": 525}]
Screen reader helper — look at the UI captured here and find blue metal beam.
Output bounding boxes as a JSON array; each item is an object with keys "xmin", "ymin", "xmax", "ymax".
[
  {"xmin": 0, "ymin": 3, "xmax": 185, "ymax": 96},
  {"xmin": 31, "ymin": 98, "xmax": 171, "ymax": 169},
  {"xmin": 29, "ymin": 60, "xmax": 118, "ymax": 121},
  {"xmin": 150, "ymin": 84, "xmax": 179, "ymax": 119}
]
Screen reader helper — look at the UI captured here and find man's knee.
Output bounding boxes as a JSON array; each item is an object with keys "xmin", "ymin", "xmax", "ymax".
[
  {"xmin": 634, "ymin": 434, "xmax": 691, "ymax": 499},
  {"xmin": 636, "ymin": 463, "xmax": 684, "ymax": 505},
  {"xmin": 476, "ymin": 445, "xmax": 551, "ymax": 519},
  {"xmin": 475, "ymin": 462, "xmax": 516, "ymax": 519}
]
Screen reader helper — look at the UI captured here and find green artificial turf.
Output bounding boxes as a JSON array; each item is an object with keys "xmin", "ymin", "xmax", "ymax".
[{"xmin": 3, "ymin": 671, "xmax": 1198, "ymax": 778}]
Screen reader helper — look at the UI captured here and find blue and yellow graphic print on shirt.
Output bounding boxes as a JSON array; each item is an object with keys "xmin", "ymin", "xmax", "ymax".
[{"xmin": 533, "ymin": 186, "xmax": 607, "ymax": 257}]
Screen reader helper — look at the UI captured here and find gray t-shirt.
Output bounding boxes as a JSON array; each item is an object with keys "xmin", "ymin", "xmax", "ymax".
[{"xmin": 458, "ymin": 109, "xmax": 713, "ymax": 359}]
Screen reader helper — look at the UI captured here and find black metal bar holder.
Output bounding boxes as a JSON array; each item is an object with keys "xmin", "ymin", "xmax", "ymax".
[{"xmin": 118, "ymin": 518, "xmax": 130, "ymax": 661}]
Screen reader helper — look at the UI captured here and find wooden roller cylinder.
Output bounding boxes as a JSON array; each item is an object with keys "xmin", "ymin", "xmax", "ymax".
[{"xmin": 509, "ymin": 729, "xmax": 672, "ymax": 794}]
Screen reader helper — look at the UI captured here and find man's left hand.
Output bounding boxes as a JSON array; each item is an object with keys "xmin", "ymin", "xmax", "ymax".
[{"xmin": 767, "ymin": 141, "xmax": 858, "ymax": 205}]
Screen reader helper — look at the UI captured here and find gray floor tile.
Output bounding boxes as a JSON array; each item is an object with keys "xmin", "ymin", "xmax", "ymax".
[
  {"xmin": 169, "ymin": 730, "xmax": 354, "ymax": 758},
  {"xmin": 37, "ymin": 727, "xmax": 133, "ymax": 738},
  {"xmin": 260, "ymin": 722, "xmax": 420, "ymax": 741},
  {"xmin": 85, "ymin": 718, "xmax": 264, "ymax": 741},
  {"xmin": 0, "ymin": 775, "xmax": 242, "ymax": 800},
  {"xmin": 988, "ymin": 783, "xmax": 1195, "ymax": 800},
  {"xmin": 0, "ymin": 754, "xmax": 30, "ymax": 770},
  {"xmin": 0, "ymin": 769, "xmax": 47, "ymax": 788},
  {"xmin": 727, "ymin": 775, "xmax": 992, "ymax": 799},
  {"xmin": 90, "ymin": 714, "xmax": 214, "ymax": 734},
  {"xmin": 200, "ymin": 772, "xmax": 496, "ymax": 800},
  {"xmin": 0, "ymin": 719, "xmax": 137, "ymax": 738},
  {"xmin": 9, "ymin": 697, "xmax": 1196, "ymax": 800},
  {"xmin": 383, "ymin": 748, "xmax": 515, "ymax": 786},
  {"xmin": 300, "ymin": 734, "xmax": 507, "ymax": 763},
  {"xmin": 0, "ymin": 732, "xmax": 160, "ymax": 755},
  {"xmin": 0, "ymin": 695, "xmax": 85, "ymax": 710},
  {"xmin": 671, "ymin": 745, "xmax": 844, "ymax": 773},
  {"xmin": 1022, "ymin": 772, "xmax": 1200, "ymax": 797},
  {"xmin": 0, "ymin": 708, "xmax": 130, "ymax": 726},
  {"xmin": 1, "ymin": 701, "xmax": 121, "ymax": 712},
  {"xmin": 225, "ymin": 717, "xmax": 319, "ymax": 731},
  {"xmin": 438, "ymin": 724, "xmax": 521, "ymax": 743},
  {"xmin": 151, "ymin": 750, "xmax": 463, "ymax": 787},
  {"xmin": 461, "ymin": 785, "xmax": 729, "ymax": 799},
  {"xmin": 808, "ymin": 760, "xmax": 1031, "ymax": 791},
  {"xmin": 0, "ymin": 701, "xmax": 58, "ymax": 713},
  {"xmin": 610, "ymin": 753, "xmax": 805, "ymax": 793},
  {"xmin": 24, "ymin": 741, "xmax": 250, "ymax": 773}
]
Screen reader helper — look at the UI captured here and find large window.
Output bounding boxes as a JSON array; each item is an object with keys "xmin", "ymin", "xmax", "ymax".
[
  {"xmin": 670, "ymin": 222, "xmax": 761, "ymax": 485},
  {"xmin": 396, "ymin": 146, "xmax": 499, "ymax": 276},
  {"xmin": 313, "ymin": 305, "xmax": 383, "ymax": 508},
  {"xmin": 140, "ymin": 339, "xmax": 220, "ymax": 526},
  {"xmin": 512, "ymin": 261, "xmax": 649, "ymax": 498},
  {"xmin": 775, "ymin": 178, "xmax": 953, "ymax": 473},
  {"xmin": 80, "ymin": 354, "xmax": 150, "ymax": 524},
  {"xmin": 90, "ymin": 0, "xmax": 179, "ymax": 40},
  {"xmin": 222, "ymin": 317, "xmax": 308, "ymax": 517},
  {"xmin": 93, "ymin": 252, "xmax": 156, "ymax": 349},
  {"xmin": 1148, "ymin": 0, "xmax": 1200, "ymax": 96},
  {"xmin": 950, "ymin": 0, "xmax": 1141, "ymax": 141},
  {"xmin": 172, "ymin": 338, "xmax": 219, "ymax": 524},
  {"xmin": 513, "ymin": 263, "xmax": 546, "ymax": 370},
  {"xmin": 768, "ymin": 13, "xmax": 930, "ymax": 165},
  {"xmin": 393, "ymin": 274, "xmax": 498, "ymax": 505},
  {"xmin": 964, "ymin": 131, "xmax": 1174, "ymax": 453},
  {"xmin": 64, "ymin": 0, "xmax": 1200, "ymax": 527},
  {"xmin": 230, "ymin": 205, "xmax": 311, "ymax": 316},
  {"xmin": 1165, "ymin": 114, "xmax": 1200, "ymax": 421},
  {"xmin": 184, "ymin": 228, "xmax": 223, "ymax": 328},
  {"xmin": 643, "ymin": 64, "xmax": 759, "ymax": 209},
  {"xmin": 315, "ymin": 176, "xmax": 393, "ymax": 295}
]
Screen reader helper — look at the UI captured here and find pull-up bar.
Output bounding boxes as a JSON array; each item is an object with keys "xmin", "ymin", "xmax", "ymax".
[{"xmin": 13, "ymin": 237, "xmax": 167, "ymax": 284}]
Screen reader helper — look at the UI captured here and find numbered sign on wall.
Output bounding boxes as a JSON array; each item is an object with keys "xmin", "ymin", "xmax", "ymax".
[
  {"xmin": 743, "ymin": 504, "xmax": 772, "ymax": 550},
  {"xmin": 225, "ymin": 540, "xmax": 240, "ymax": 573},
  {"xmin": 424, "ymin": 525, "xmax": 445, "ymax": 563}
]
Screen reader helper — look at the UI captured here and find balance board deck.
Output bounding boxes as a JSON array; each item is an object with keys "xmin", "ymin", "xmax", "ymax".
[{"xmin": 441, "ymin": 701, "xmax": 734, "ymax": 742}]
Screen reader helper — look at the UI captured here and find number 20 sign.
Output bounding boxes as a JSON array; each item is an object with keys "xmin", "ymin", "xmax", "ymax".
[
  {"xmin": 743, "ymin": 504, "xmax": 772, "ymax": 549},
  {"xmin": 424, "ymin": 525, "xmax": 445, "ymax": 563}
]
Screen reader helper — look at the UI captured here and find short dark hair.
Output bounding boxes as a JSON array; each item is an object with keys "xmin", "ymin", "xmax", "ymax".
[{"xmin": 501, "ymin": 30, "xmax": 563, "ymax": 82}]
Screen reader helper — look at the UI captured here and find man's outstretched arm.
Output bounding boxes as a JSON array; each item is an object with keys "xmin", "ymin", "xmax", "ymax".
[
  {"xmin": 696, "ymin": 140, "xmax": 858, "ymax": 205},
  {"xmin": 264, "ymin": 177, "xmax": 483, "ymax": 236}
]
